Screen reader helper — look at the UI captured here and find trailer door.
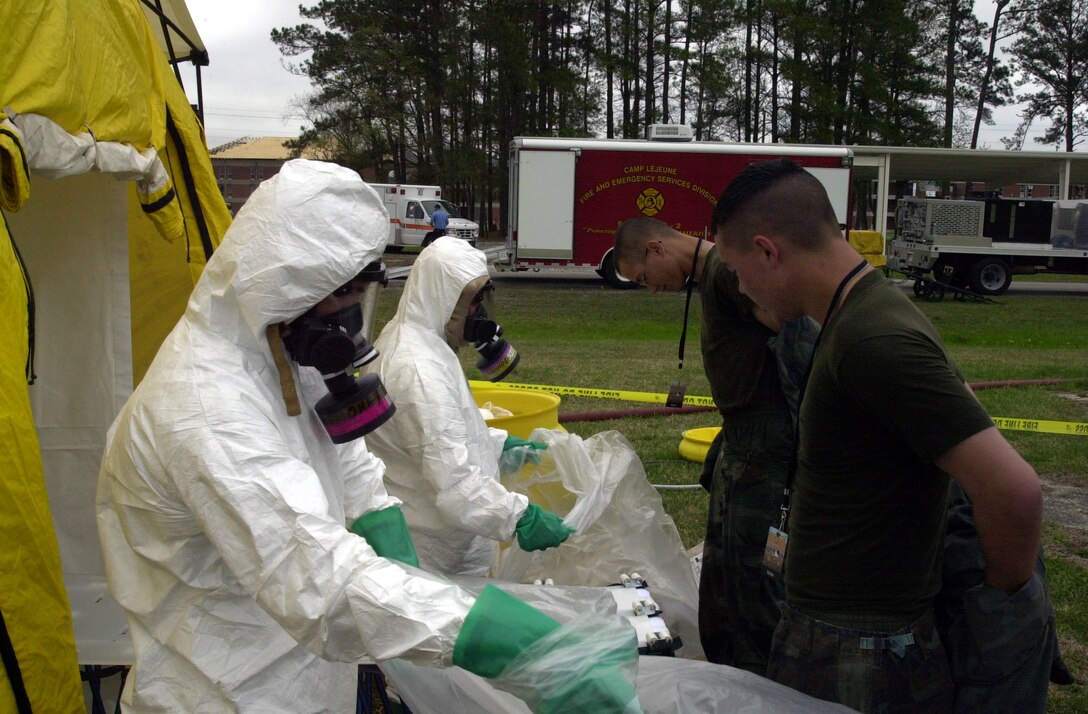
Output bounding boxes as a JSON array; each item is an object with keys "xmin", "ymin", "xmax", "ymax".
[
  {"xmin": 516, "ymin": 150, "xmax": 575, "ymax": 259},
  {"xmin": 806, "ymin": 167, "xmax": 851, "ymax": 227}
]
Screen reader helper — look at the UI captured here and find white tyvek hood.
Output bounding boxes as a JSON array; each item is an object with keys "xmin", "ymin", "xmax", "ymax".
[
  {"xmin": 367, "ymin": 237, "xmax": 527, "ymax": 576},
  {"xmin": 396, "ymin": 232, "xmax": 488, "ymax": 334},
  {"xmin": 96, "ymin": 161, "xmax": 475, "ymax": 713},
  {"xmin": 189, "ymin": 159, "xmax": 388, "ymax": 339}
]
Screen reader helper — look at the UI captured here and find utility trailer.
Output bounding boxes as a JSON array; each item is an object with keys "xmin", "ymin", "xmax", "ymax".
[
  {"xmin": 887, "ymin": 197, "xmax": 1088, "ymax": 297},
  {"xmin": 500, "ymin": 136, "xmax": 854, "ymax": 287}
]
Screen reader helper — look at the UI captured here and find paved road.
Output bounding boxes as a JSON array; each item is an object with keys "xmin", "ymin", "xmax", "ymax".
[
  {"xmin": 487, "ymin": 269, "xmax": 1088, "ymax": 297},
  {"xmin": 883, "ymin": 276, "xmax": 1088, "ymax": 298},
  {"xmin": 383, "ymin": 244, "xmax": 1088, "ymax": 297}
]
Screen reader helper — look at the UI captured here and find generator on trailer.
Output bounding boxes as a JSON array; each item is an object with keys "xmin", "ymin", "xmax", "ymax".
[
  {"xmin": 372, "ymin": 183, "xmax": 481, "ymax": 249},
  {"xmin": 887, "ymin": 197, "xmax": 1088, "ymax": 297},
  {"xmin": 499, "ymin": 135, "xmax": 854, "ymax": 287}
]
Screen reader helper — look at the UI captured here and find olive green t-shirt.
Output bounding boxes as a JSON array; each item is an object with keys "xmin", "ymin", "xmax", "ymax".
[
  {"xmin": 785, "ymin": 271, "xmax": 993, "ymax": 627},
  {"xmin": 699, "ymin": 249, "xmax": 785, "ymax": 418}
]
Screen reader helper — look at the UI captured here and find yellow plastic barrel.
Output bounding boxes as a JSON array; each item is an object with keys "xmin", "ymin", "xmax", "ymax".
[
  {"xmin": 472, "ymin": 387, "xmax": 573, "ymax": 520},
  {"xmin": 679, "ymin": 426, "xmax": 721, "ymax": 463},
  {"xmin": 471, "ymin": 387, "xmax": 563, "ymax": 439}
]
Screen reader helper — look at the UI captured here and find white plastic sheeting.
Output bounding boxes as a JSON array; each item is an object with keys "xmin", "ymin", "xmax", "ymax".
[
  {"xmin": 387, "ymin": 656, "xmax": 857, "ymax": 714},
  {"xmin": 5, "ymin": 112, "xmax": 170, "ymax": 193},
  {"xmin": 494, "ymin": 428, "xmax": 703, "ymax": 660},
  {"xmin": 381, "ymin": 577, "xmax": 856, "ymax": 714}
]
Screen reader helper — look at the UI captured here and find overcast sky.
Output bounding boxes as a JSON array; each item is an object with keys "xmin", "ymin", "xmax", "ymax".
[
  {"xmin": 178, "ymin": 1, "xmax": 313, "ymax": 149},
  {"xmin": 178, "ymin": 0, "xmax": 1051, "ymax": 152}
]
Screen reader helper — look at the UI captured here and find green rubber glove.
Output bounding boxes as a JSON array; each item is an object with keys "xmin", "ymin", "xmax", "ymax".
[
  {"xmin": 453, "ymin": 584, "xmax": 561, "ymax": 678},
  {"xmin": 515, "ymin": 504, "xmax": 574, "ymax": 551},
  {"xmin": 349, "ymin": 506, "xmax": 419, "ymax": 567},
  {"xmin": 503, "ymin": 435, "xmax": 548, "ymax": 452},
  {"xmin": 454, "ymin": 585, "xmax": 641, "ymax": 714}
]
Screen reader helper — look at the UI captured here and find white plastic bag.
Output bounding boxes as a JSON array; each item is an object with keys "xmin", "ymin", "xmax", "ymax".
[
  {"xmin": 478, "ymin": 401, "xmax": 514, "ymax": 420},
  {"xmin": 381, "ymin": 579, "xmax": 623, "ymax": 714},
  {"xmin": 493, "ymin": 429, "xmax": 702, "ymax": 659},
  {"xmin": 378, "ymin": 578, "xmax": 852, "ymax": 714}
]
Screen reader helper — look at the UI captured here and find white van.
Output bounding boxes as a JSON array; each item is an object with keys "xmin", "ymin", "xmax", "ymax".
[{"xmin": 370, "ymin": 184, "xmax": 480, "ymax": 249}]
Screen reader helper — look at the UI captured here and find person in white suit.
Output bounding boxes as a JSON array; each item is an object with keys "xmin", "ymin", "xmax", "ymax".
[
  {"xmin": 366, "ymin": 237, "xmax": 572, "ymax": 577},
  {"xmin": 97, "ymin": 161, "xmax": 635, "ymax": 713}
]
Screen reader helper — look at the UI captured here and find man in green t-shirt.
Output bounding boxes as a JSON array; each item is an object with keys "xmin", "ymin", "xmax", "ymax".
[
  {"xmin": 710, "ymin": 158, "xmax": 1046, "ymax": 713},
  {"xmin": 613, "ymin": 217, "xmax": 815, "ymax": 674}
]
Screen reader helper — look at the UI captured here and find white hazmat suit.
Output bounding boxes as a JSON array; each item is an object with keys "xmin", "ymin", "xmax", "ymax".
[
  {"xmin": 366, "ymin": 237, "xmax": 530, "ymax": 576},
  {"xmin": 96, "ymin": 160, "xmax": 477, "ymax": 713}
]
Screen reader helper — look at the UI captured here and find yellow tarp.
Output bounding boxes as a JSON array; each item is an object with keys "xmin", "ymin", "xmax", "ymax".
[
  {"xmin": 0, "ymin": 1, "xmax": 230, "ymax": 709},
  {"xmin": 3, "ymin": 1, "xmax": 167, "ymax": 152},
  {"xmin": 848, "ymin": 229, "xmax": 888, "ymax": 269}
]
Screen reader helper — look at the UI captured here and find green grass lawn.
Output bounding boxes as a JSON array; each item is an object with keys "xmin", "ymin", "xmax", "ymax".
[{"xmin": 372, "ymin": 276, "xmax": 1088, "ymax": 710}]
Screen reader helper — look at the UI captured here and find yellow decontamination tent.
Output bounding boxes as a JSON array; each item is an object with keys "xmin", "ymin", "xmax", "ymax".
[{"xmin": 0, "ymin": 1, "xmax": 230, "ymax": 709}]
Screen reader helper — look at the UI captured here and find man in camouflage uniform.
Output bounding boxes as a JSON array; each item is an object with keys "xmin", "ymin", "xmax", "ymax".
[
  {"xmin": 614, "ymin": 217, "xmax": 816, "ymax": 674},
  {"xmin": 714, "ymin": 159, "xmax": 1045, "ymax": 713}
]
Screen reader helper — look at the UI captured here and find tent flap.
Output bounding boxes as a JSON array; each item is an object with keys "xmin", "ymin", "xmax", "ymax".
[{"xmin": 0, "ymin": 1, "xmax": 231, "ymax": 707}]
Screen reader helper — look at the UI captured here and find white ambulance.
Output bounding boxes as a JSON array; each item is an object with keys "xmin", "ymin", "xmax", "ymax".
[{"xmin": 370, "ymin": 183, "xmax": 480, "ymax": 249}]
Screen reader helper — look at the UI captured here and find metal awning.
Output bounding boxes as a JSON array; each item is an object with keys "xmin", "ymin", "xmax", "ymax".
[
  {"xmin": 849, "ymin": 145, "xmax": 1088, "ymax": 186},
  {"xmin": 824, "ymin": 145, "xmax": 1088, "ymax": 230}
]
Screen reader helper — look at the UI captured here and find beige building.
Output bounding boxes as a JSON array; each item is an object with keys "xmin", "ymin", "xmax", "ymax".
[
  {"xmin": 209, "ymin": 136, "xmax": 325, "ymax": 215},
  {"xmin": 209, "ymin": 137, "xmax": 395, "ymax": 215}
]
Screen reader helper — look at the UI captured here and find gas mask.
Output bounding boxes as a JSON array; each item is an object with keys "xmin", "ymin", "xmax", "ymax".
[
  {"xmin": 284, "ymin": 261, "xmax": 395, "ymax": 443},
  {"xmin": 464, "ymin": 299, "xmax": 520, "ymax": 382}
]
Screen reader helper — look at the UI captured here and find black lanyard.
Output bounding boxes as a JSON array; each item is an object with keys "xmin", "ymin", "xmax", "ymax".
[
  {"xmin": 777, "ymin": 258, "xmax": 870, "ymax": 530},
  {"xmin": 676, "ymin": 235, "xmax": 705, "ymax": 370}
]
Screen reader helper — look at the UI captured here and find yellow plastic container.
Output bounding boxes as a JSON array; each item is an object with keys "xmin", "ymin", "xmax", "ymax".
[
  {"xmin": 472, "ymin": 387, "xmax": 573, "ymax": 527},
  {"xmin": 679, "ymin": 426, "xmax": 721, "ymax": 463},
  {"xmin": 471, "ymin": 387, "xmax": 563, "ymax": 439}
]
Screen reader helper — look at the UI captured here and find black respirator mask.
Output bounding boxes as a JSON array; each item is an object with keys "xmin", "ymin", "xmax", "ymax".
[
  {"xmin": 284, "ymin": 262, "xmax": 395, "ymax": 443},
  {"xmin": 464, "ymin": 302, "xmax": 520, "ymax": 381}
]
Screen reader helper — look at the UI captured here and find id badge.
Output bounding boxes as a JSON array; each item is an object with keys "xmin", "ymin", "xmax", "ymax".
[
  {"xmin": 763, "ymin": 526, "xmax": 789, "ymax": 576},
  {"xmin": 665, "ymin": 381, "xmax": 687, "ymax": 408}
]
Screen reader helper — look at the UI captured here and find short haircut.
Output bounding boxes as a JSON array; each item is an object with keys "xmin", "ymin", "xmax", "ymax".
[
  {"xmin": 711, "ymin": 159, "xmax": 840, "ymax": 252},
  {"xmin": 613, "ymin": 216, "xmax": 673, "ymax": 268}
]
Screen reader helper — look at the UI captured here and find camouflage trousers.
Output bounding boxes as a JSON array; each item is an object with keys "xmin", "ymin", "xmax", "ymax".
[
  {"xmin": 768, "ymin": 604, "xmax": 953, "ymax": 714},
  {"xmin": 698, "ymin": 406, "xmax": 792, "ymax": 674},
  {"xmin": 937, "ymin": 481, "xmax": 1058, "ymax": 714},
  {"xmin": 942, "ymin": 574, "xmax": 1055, "ymax": 714}
]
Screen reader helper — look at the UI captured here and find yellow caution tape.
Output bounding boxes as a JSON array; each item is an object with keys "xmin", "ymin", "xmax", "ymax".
[
  {"xmin": 471, "ymin": 380, "xmax": 1087, "ymax": 435},
  {"xmin": 468, "ymin": 380, "xmax": 716, "ymax": 407},
  {"xmin": 991, "ymin": 417, "xmax": 1088, "ymax": 436}
]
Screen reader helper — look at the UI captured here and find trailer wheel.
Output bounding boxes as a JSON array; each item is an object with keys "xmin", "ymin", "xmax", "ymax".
[
  {"xmin": 968, "ymin": 257, "xmax": 1012, "ymax": 295},
  {"xmin": 601, "ymin": 252, "xmax": 638, "ymax": 290},
  {"xmin": 933, "ymin": 258, "xmax": 966, "ymax": 288},
  {"xmin": 921, "ymin": 281, "xmax": 945, "ymax": 302}
]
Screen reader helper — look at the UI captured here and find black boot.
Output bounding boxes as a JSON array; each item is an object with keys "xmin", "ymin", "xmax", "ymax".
[{"xmin": 1051, "ymin": 654, "xmax": 1076, "ymax": 686}]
